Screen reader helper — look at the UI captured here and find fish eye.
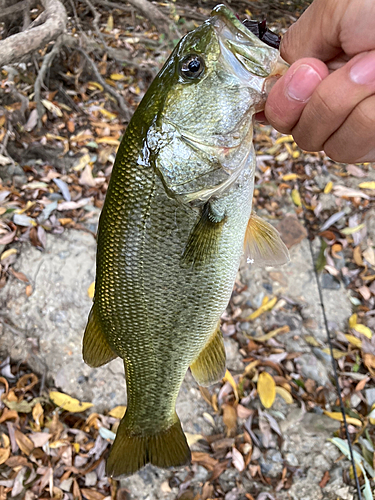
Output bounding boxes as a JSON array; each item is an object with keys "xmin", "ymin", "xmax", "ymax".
[{"xmin": 179, "ymin": 54, "xmax": 205, "ymax": 80}]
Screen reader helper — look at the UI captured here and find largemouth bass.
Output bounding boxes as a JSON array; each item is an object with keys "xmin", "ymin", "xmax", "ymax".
[{"xmin": 83, "ymin": 4, "xmax": 289, "ymax": 477}]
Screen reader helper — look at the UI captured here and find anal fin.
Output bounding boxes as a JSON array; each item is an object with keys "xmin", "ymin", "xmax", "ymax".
[
  {"xmin": 190, "ymin": 326, "xmax": 226, "ymax": 387},
  {"xmin": 83, "ymin": 304, "xmax": 117, "ymax": 367}
]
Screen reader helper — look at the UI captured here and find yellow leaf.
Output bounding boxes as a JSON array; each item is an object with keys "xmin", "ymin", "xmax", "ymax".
[
  {"xmin": 344, "ymin": 335, "xmax": 362, "ymax": 348},
  {"xmin": 96, "ymin": 137, "xmax": 120, "ymax": 146},
  {"xmin": 282, "ymin": 173, "xmax": 299, "ymax": 181},
  {"xmin": 87, "ymin": 81, "xmax": 104, "ymax": 92},
  {"xmin": 304, "ymin": 335, "xmax": 321, "ymax": 347},
  {"xmin": 358, "ymin": 181, "xmax": 375, "ymax": 190},
  {"xmin": 98, "ymin": 108, "xmax": 117, "ymax": 120},
  {"xmin": 275, "ymin": 135, "xmax": 294, "ymax": 144},
  {"xmin": 323, "ymin": 411, "xmax": 362, "ymax": 427},
  {"xmin": 246, "ymin": 296, "xmax": 277, "ymax": 321},
  {"xmin": 108, "ymin": 405, "xmax": 126, "ymax": 419},
  {"xmin": 110, "ymin": 73, "xmax": 126, "ymax": 81},
  {"xmin": 49, "ymin": 391, "xmax": 93, "ymax": 413},
  {"xmin": 87, "ymin": 281, "xmax": 95, "ymax": 298},
  {"xmin": 0, "ymin": 447, "xmax": 10, "ymax": 465},
  {"xmin": 291, "ymin": 189, "xmax": 301, "ymax": 207},
  {"xmin": 249, "ymin": 325, "xmax": 290, "ymax": 342},
  {"xmin": 292, "ymin": 150, "xmax": 300, "ymax": 159},
  {"xmin": 353, "ymin": 323, "xmax": 372, "ymax": 339},
  {"xmin": 185, "ymin": 433, "xmax": 205, "ymax": 447},
  {"xmin": 73, "ymin": 442, "xmax": 80, "ymax": 453},
  {"xmin": 341, "ymin": 223, "xmax": 365, "ymax": 235},
  {"xmin": 322, "ymin": 348, "xmax": 347, "ymax": 359},
  {"xmin": 1, "ymin": 248, "xmax": 17, "ymax": 261},
  {"xmin": 348, "ymin": 313, "xmax": 357, "ymax": 328},
  {"xmin": 257, "ymin": 372, "xmax": 276, "ymax": 409},
  {"xmin": 223, "ymin": 369, "xmax": 239, "ymax": 402},
  {"xmin": 324, "ymin": 181, "xmax": 333, "ymax": 194},
  {"xmin": 275, "ymin": 386, "xmax": 293, "ymax": 404},
  {"xmin": 106, "ymin": 14, "xmax": 114, "ymax": 31}
]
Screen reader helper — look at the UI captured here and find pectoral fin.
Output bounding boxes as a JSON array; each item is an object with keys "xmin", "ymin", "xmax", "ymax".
[
  {"xmin": 244, "ymin": 213, "xmax": 290, "ymax": 267},
  {"xmin": 181, "ymin": 202, "xmax": 226, "ymax": 267},
  {"xmin": 190, "ymin": 326, "xmax": 226, "ymax": 387},
  {"xmin": 83, "ymin": 304, "xmax": 117, "ymax": 367}
]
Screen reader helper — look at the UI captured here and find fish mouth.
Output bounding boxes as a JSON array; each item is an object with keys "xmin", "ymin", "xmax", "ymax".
[{"xmin": 210, "ymin": 5, "xmax": 288, "ymax": 90}]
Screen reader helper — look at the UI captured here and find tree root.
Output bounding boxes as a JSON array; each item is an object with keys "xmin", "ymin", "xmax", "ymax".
[{"xmin": 0, "ymin": 0, "xmax": 67, "ymax": 67}]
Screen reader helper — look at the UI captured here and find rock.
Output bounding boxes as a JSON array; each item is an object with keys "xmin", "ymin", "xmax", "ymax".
[
  {"xmin": 296, "ymin": 353, "xmax": 332, "ymax": 387},
  {"xmin": 259, "ymin": 449, "xmax": 284, "ymax": 478},
  {"xmin": 276, "ymin": 214, "xmax": 308, "ymax": 249}
]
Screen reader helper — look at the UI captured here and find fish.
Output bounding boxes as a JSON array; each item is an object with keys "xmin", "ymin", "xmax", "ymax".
[{"xmin": 82, "ymin": 4, "xmax": 289, "ymax": 478}]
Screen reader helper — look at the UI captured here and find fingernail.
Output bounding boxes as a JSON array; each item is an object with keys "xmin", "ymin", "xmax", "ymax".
[
  {"xmin": 350, "ymin": 52, "xmax": 375, "ymax": 85},
  {"xmin": 286, "ymin": 64, "xmax": 322, "ymax": 102}
]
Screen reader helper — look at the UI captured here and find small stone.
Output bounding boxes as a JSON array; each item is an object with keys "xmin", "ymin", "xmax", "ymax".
[
  {"xmin": 285, "ymin": 452, "xmax": 298, "ymax": 466},
  {"xmin": 321, "ymin": 273, "xmax": 341, "ymax": 290},
  {"xmin": 276, "ymin": 214, "xmax": 307, "ymax": 248}
]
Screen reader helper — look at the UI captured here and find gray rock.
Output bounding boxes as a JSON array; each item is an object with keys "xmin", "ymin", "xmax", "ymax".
[
  {"xmin": 259, "ymin": 449, "xmax": 284, "ymax": 478},
  {"xmin": 296, "ymin": 353, "xmax": 332, "ymax": 387}
]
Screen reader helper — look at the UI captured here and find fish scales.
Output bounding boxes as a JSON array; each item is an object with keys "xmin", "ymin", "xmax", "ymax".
[{"xmin": 83, "ymin": 4, "xmax": 289, "ymax": 477}]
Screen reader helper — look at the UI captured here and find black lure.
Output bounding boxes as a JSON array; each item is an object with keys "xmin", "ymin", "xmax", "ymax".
[{"xmin": 242, "ymin": 18, "xmax": 281, "ymax": 50}]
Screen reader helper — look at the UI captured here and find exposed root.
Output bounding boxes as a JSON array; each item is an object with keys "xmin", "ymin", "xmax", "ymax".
[{"xmin": 0, "ymin": 0, "xmax": 67, "ymax": 67}]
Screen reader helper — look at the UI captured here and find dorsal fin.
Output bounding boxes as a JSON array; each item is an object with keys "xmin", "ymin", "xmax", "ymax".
[{"xmin": 244, "ymin": 213, "xmax": 289, "ymax": 267}]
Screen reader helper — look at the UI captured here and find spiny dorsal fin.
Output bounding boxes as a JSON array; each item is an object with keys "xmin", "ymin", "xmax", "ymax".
[
  {"xmin": 83, "ymin": 304, "xmax": 117, "ymax": 367},
  {"xmin": 181, "ymin": 202, "xmax": 226, "ymax": 267},
  {"xmin": 190, "ymin": 325, "xmax": 226, "ymax": 387},
  {"xmin": 244, "ymin": 212, "xmax": 290, "ymax": 267}
]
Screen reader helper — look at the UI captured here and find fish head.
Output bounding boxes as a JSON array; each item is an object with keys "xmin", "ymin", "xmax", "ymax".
[{"xmin": 146, "ymin": 5, "xmax": 288, "ymax": 203}]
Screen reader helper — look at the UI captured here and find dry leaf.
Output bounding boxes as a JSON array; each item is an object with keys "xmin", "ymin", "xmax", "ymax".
[
  {"xmin": 250, "ymin": 325, "xmax": 289, "ymax": 342},
  {"xmin": 246, "ymin": 296, "xmax": 277, "ymax": 321},
  {"xmin": 191, "ymin": 452, "xmax": 218, "ymax": 471},
  {"xmin": 87, "ymin": 282, "xmax": 95, "ymax": 299},
  {"xmin": 291, "ymin": 189, "xmax": 301, "ymax": 207},
  {"xmin": 352, "ymin": 324, "xmax": 372, "ymax": 339},
  {"xmin": 282, "ymin": 173, "xmax": 299, "ymax": 181},
  {"xmin": 345, "ymin": 335, "xmax": 362, "ymax": 348},
  {"xmin": 324, "ymin": 181, "xmax": 333, "ymax": 194},
  {"xmin": 185, "ymin": 433, "xmax": 205, "ymax": 447},
  {"xmin": 32, "ymin": 402, "xmax": 44, "ymax": 431},
  {"xmin": 222, "ymin": 370, "xmax": 239, "ymax": 402},
  {"xmin": 275, "ymin": 386, "xmax": 293, "ymax": 404},
  {"xmin": 231, "ymin": 447, "xmax": 245, "ymax": 472},
  {"xmin": 222, "ymin": 404, "xmax": 237, "ymax": 437},
  {"xmin": 108, "ymin": 406, "xmax": 126, "ymax": 419},
  {"xmin": 257, "ymin": 372, "xmax": 276, "ymax": 409},
  {"xmin": 358, "ymin": 181, "xmax": 375, "ymax": 190},
  {"xmin": 349, "ymin": 313, "xmax": 358, "ymax": 328},
  {"xmin": 49, "ymin": 391, "xmax": 93, "ymax": 413},
  {"xmin": 80, "ymin": 489, "xmax": 105, "ymax": 500},
  {"xmin": 14, "ymin": 429, "xmax": 34, "ymax": 456},
  {"xmin": 323, "ymin": 411, "xmax": 362, "ymax": 427},
  {"xmin": 0, "ymin": 447, "xmax": 10, "ymax": 465}
]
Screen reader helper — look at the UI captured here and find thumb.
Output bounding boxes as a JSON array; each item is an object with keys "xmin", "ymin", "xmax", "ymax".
[{"xmin": 265, "ymin": 58, "xmax": 329, "ymax": 135}]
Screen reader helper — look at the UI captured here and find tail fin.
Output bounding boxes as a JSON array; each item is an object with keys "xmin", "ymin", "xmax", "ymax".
[{"xmin": 106, "ymin": 414, "xmax": 191, "ymax": 478}]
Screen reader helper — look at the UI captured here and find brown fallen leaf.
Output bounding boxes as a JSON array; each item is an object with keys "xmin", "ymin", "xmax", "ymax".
[
  {"xmin": 80, "ymin": 489, "xmax": 105, "ymax": 500},
  {"xmin": 191, "ymin": 451, "xmax": 218, "ymax": 471},
  {"xmin": 0, "ymin": 447, "xmax": 10, "ymax": 465},
  {"xmin": 222, "ymin": 403, "xmax": 237, "ymax": 437},
  {"xmin": 319, "ymin": 471, "xmax": 330, "ymax": 488},
  {"xmin": 14, "ymin": 429, "xmax": 34, "ymax": 456},
  {"xmin": 276, "ymin": 214, "xmax": 307, "ymax": 248}
]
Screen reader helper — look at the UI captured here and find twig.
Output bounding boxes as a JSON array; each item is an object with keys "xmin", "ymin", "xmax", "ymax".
[
  {"xmin": 82, "ymin": 0, "xmax": 111, "ymax": 52},
  {"xmin": 34, "ymin": 35, "xmax": 63, "ymax": 127},
  {"xmin": 76, "ymin": 47, "xmax": 131, "ymax": 121},
  {"xmin": 22, "ymin": 0, "xmax": 31, "ymax": 30}
]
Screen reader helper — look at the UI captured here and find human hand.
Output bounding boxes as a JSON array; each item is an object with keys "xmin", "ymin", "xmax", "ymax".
[{"xmin": 264, "ymin": 0, "xmax": 375, "ymax": 163}]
